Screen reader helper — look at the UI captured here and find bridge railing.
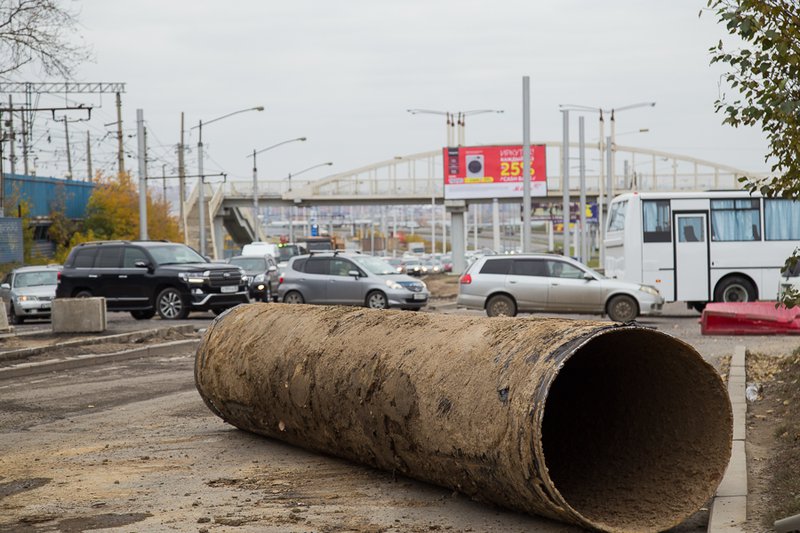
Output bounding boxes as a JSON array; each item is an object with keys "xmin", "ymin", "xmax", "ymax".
[{"xmin": 216, "ymin": 144, "xmax": 762, "ymax": 203}]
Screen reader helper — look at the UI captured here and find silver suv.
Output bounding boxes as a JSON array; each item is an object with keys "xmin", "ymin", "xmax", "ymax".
[
  {"xmin": 457, "ymin": 253, "xmax": 663, "ymax": 322},
  {"xmin": 278, "ymin": 252, "xmax": 430, "ymax": 310}
]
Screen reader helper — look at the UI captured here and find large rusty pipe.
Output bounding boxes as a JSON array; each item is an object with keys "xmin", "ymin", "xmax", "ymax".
[{"xmin": 195, "ymin": 304, "xmax": 732, "ymax": 532}]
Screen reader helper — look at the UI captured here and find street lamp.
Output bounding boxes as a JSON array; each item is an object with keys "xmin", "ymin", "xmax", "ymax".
[
  {"xmin": 191, "ymin": 105, "xmax": 264, "ymax": 257},
  {"xmin": 558, "ymin": 102, "xmax": 655, "ymax": 265},
  {"xmin": 407, "ymin": 108, "xmax": 503, "ymax": 257},
  {"xmin": 248, "ymin": 136, "xmax": 307, "ymax": 236},
  {"xmin": 286, "ymin": 161, "xmax": 333, "ymax": 242}
]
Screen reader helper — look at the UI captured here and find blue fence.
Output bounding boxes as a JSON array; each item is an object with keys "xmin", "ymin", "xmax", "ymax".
[{"xmin": 3, "ymin": 174, "xmax": 94, "ymax": 219}]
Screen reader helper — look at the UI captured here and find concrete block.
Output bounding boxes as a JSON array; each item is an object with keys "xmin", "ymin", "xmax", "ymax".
[
  {"xmin": 52, "ymin": 297, "xmax": 107, "ymax": 333},
  {"xmin": 0, "ymin": 304, "xmax": 10, "ymax": 333},
  {"xmin": 732, "ymin": 345, "xmax": 746, "ymax": 368}
]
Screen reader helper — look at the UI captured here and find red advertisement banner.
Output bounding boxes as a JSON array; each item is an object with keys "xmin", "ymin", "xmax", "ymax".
[{"xmin": 442, "ymin": 145, "xmax": 547, "ymax": 200}]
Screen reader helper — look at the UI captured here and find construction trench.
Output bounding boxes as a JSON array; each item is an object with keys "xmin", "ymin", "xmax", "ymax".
[{"xmin": 195, "ymin": 304, "xmax": 733, "ymax": 533}]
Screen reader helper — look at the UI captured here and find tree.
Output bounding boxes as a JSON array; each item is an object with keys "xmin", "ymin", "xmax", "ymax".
[
  {"xmin": 706, "ymin": 0, "xmax": 800, "ymax": 306},
  {"xmin": 0, "ymin": 0, "xmax": 90, "ymax": 78},
  {"xmin": 54, "ymin": 172, "xmax": 182, "ymax": 263}
]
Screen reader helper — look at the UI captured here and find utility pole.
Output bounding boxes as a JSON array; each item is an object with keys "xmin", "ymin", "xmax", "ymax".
[
  {"xmin": 162, "ymin": 164, "xmax": 167, "ymax": 200},
  {"xmin": 21, "ymin": 105, "xmax": 29, "ymax": 176},
  {"xmin": 7, "ymin": 96, "xmax": 15, "ymax": 176},
  {"xmin": 522, "ymin": 76, "xmax": 532, "ymax": 254},
  {"xmin": 63, "ymin": 118, "xmax": 73, "ymax": 180},
  {"xmin": 137, "ymin": 109, "xmax": 147, "ymax": 240},
  {"xmin": 178, "ymin": 112, "xmax": 186, "ymax": 243},
  {"xmin": 86, "ymin": 131, "xmax": 93, "ymax": 182},
  {"xmin": 116, "ymin": 92, "xmax": 125, "ymax": 176},
  {"xmin": 0, "ymin": 107, "xmax": 4, "ymax": 217}
]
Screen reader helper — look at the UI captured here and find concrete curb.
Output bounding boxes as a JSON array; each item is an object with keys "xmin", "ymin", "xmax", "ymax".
[
  {"xmin": 708, "ymin": 345, "xmax": 747, "ymax": 532},
  {"xmin": 0, "ymin": 325, "xmax": 196, "ymax": 363},
  {"xmin": 0, "ymin": 339, "xmax": 200, "ymax": 380}
]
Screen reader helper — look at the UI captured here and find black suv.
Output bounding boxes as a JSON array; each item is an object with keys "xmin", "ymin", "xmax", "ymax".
[{"xmin": 55, "ymin": 240, "xmax": 248, "ymax": 320}]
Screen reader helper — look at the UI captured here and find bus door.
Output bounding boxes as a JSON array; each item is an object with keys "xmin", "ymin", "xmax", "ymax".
[{"xmin": 673, "ymin": 212, "xmax": 710, "ymax": 301}]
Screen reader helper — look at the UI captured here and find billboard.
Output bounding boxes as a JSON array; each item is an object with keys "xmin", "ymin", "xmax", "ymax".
[{"xmin": 443, "ymin": 144, "xmax": 547, "ymax": 200}]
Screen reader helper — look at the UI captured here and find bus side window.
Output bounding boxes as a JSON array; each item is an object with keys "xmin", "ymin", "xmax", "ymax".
[{"xmin": 642, "ymin": 200, "xmax": 671, "ymax": 243}]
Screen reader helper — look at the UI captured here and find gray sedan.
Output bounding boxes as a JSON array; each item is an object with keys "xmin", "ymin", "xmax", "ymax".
[
  {"xmin": 1, "ymin": 265, "xmax": 61, "ymax": 324},
  {"xmin": 278, "ymin": 252, "xmax": 430, "ymax": 310},
  {"xmin": 457, "ymin": 254, "xmax": 663, "ymax": 322}
]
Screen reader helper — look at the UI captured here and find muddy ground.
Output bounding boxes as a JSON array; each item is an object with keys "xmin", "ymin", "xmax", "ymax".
[{"xmin": 745, "ymin": 350, "xmax": 800, "ymax": 530}]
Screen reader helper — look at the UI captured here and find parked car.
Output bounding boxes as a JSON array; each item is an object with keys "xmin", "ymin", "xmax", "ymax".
[
  {"xmin": 457, "ymin": 253, "xmax": 664, "ymax": 322},
  {"xmin": 55, "ymin": 240, "xmax": 248, "ymax": 320},
  {"xmin": 228, "ymin": 254, "xmax": 279, "ymax": 302},
  {"xmin": 402, "ymin": 259, "xmax": 424, "ymax": 277},
  {"xmin": 0, "ymin": 265, "xmax": 61, "ymax": 324},
  {"xmin": 386, "ymin": 257, "xmax": 404, "ymax": 273},
  {"xmin": 278, "ymin": 252, "xmax": 429, "ymax": 310}
]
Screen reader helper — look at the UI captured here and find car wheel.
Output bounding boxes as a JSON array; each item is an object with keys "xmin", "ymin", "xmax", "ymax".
[
  {"xmin": 607, "ymin": 295, "xmax": 638, "ymax": 322},
  {"xmin": 366, "ymin": 290, "xmax": 388, "ymax": 309},
  {"xmin": 74, "ymin": 290, "xmax": 92, "ymax": 298},
  {"xmin": 130, "ymin": 310, "xmax": 155, "ymax": 320},
  {"xmin": 714, "ymin": 276, "xmax": 756, "ymax": 303},
  {"xmin": 9, "ymin": 306, "xmax": 23, "ymax": 325},
  {"xmin": 156, "ymin": 287, "xmax": 189, "ymax": 320},
  {"xmin": 486, "ymin": 294, "xmax": 516, "ymax": 317},
  {"xmin": 283, "ymin": 291, "xmax": 304, "ymax": 304}
]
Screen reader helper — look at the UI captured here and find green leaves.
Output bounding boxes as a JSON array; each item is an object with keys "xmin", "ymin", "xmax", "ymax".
[{"xmin": 709, "ymin": 0, "xmax": 800, "ymax": 307}]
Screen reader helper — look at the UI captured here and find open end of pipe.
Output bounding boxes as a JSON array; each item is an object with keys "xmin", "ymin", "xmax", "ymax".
[{"xmin": 541, "ymin": 329, "xmax": 732, "ymax": 532}]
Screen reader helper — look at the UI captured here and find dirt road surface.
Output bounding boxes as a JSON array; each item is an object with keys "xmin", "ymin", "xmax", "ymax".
[{"xmin": 1, "ymin": 345, "xmax": 595, "ymax": 533}]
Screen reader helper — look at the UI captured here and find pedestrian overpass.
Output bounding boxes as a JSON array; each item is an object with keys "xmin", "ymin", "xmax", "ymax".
[{"xmin": 183, "ymin": 142, "xmax": 760, "ymax": 260}]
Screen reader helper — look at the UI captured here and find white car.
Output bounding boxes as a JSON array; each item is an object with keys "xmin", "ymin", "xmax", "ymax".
[
  {"xmin": 0, "ymin": 265, "xmax": 61, "ymax": 324},
  {"xmin": 457, "ymin": 253, "xmax": 664, "ymax": 322}
]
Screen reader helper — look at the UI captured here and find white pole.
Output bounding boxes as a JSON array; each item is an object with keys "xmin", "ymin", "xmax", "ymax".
[
  {"xmin": 579, "ymin": 116, "xmax": 587, "ymax": 264},
  {"xmin": 198, "ymin": 121, "xmax": 206, "ymax": 256},
  {"xmin": 561, "ymin": 109, "xmax": 569, "ymax": 256},
  {"xmin": 522, "ymin": 76, "xmax": 532, "ymax": 253},
  {"xmin": 598, "ymin": 112, "xmax": 605, "ymax": 268},
  {"xmin": 136, "ymin": 109, "xmax": 148, "ymax": 240},
  {"xmin": 492, "ymin": 198, "xmax": 500, "ymax": 253}
]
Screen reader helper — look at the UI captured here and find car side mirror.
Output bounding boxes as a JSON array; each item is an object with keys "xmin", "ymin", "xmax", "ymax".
[
  {"xmin": 583, "ymin": 272, "xmax": 595, "ymax": 281},
  {"xmin": 0, "ymin": 283, "xmax": 9, "ymax": 290},
  {"xmin": 348, "ymin": 270, "xmax": 361, "ymax": 278},
  {"xmin": 268, "ymin": 266, "xmax": 278, "ymax": 273}
]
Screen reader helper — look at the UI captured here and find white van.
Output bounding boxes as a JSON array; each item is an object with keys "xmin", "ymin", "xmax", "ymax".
[{"xmin": 241, "ymin": 242, "xmax": 278, "ymax": 257}]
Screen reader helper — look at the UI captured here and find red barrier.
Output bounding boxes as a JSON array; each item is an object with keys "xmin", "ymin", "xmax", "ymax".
[{"xmin": 700, "ymin": 302, "xmax": 800, "ymax": 335}]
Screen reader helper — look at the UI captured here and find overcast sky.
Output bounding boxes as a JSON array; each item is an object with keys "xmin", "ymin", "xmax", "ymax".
[{"xmin": 16, "ymin": 0, "xmax": 770, "ymax": 184}]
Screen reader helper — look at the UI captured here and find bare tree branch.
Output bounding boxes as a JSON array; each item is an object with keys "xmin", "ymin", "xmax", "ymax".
[{"xmin": 0, "ymin": 0, "xmax": 91, "ymax": 78}]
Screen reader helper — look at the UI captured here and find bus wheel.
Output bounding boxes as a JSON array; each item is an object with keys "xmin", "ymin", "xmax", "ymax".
[
  {"xmin": 607, "ymin": 295, "xmax": 638, "ymax": 322},
  {"xmin": 714, "ymin": 276, "xmax": 756, "ymax": 303}
]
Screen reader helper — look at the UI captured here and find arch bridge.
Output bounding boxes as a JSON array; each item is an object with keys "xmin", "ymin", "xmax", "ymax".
[{"xmin": 183, "ymin": 142, "xmax": 761, "ymax": 260}]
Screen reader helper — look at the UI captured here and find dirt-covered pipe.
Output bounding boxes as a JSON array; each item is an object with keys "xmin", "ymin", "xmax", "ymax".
[{"xmin": 195, "ymin": 304, "xmax": 732, "ymax": 532}]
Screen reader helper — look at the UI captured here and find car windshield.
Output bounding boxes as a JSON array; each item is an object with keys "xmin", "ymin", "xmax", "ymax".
[
  {"xmin": 14, "ymin": 270, "xmax": 58, "ymax": 288},
  {"xmin": 229, "ymin": 257, "xmax": 267, "ymax": 273},
  {"xmin": 277, "ymin": 245, "xmax": 301, "ymax": 262},
  {"xmin": 148, "ymin": 244, "xmax": 205, "ymax": 266},
  {"xmin": 351, "ymin": 255, "xmax": 397, "ymax": 275}
]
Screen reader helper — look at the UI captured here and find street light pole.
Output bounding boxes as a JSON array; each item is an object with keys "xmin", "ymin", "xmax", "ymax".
[
  {"xmin": 248, "ymin": 136, "xmax": 307, "ymax": 238},
  {"xmin": 192, "ymin": 106, "xmax": 264, "ymax": 257},
  {"xmin": 558, "ymin": 101, "xmax": 654, "ymax": 267},
  {"xmin": 285, "ymin": 161, "xmax": 333, "ymax": 242},
  {"xmin": 407, "ymin": 107, "xmax": 503, "ymax": 259}
]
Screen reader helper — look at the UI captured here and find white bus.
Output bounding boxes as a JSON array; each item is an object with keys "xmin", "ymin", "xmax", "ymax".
[{"xmin": 604, "ymin": 191, "xmax": 800, "ymax": 311}]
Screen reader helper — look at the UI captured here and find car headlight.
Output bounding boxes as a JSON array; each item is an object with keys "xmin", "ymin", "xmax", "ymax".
[
  {"xmin": 639, "ymin": 285, "xmax": 660, "ymax": 297},
  {"xmin": 178, "ymin": 272, "xmax": 205, "ymax": 284},
  {"xmin": 16, "ymin": 295, "xmax": 38, "ymax": 302},
  {"xmin": 385, "ymin": 280, "xmax": 403, "ymax": 290},
  {"xmin": 254, "ymin": 273, "xmax": 267, "ymax": 283}
]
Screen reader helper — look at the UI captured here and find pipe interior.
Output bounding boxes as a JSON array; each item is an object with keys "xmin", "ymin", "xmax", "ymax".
[{"xmin": 541, "ymin": 329, "xmax": 731, "ymax": 531}]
